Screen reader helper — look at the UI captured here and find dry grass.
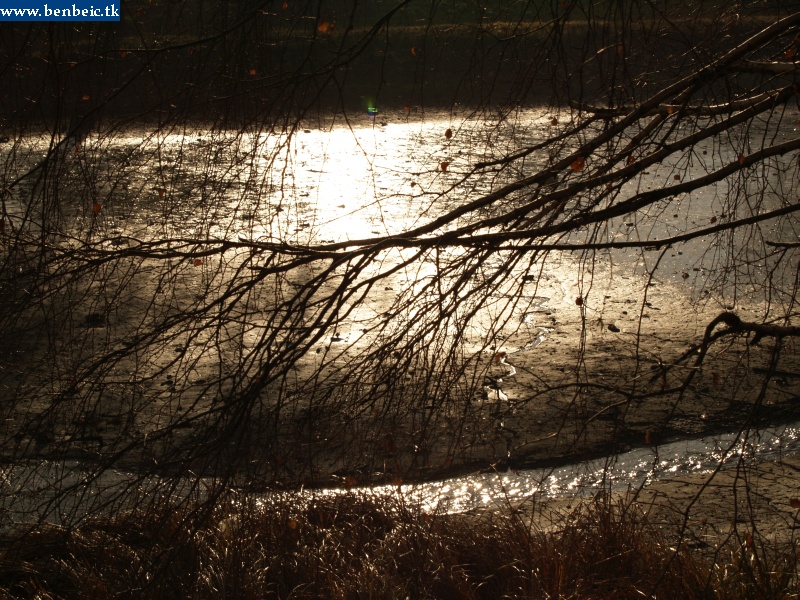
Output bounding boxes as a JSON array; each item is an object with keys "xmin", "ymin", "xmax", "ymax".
[{"xmin": 0, "ymin": 492, "xmax": 795, "ymax": 599}]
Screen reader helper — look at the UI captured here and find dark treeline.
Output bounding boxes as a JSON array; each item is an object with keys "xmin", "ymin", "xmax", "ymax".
[{"xmin": 0, "ymin": 0, "xmax": 790, "ymax": 135}]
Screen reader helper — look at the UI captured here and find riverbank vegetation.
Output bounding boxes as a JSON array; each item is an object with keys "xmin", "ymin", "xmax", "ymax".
[{"xmin": 0, "ymin": 492, "xmax": 796, "ymax": 599}]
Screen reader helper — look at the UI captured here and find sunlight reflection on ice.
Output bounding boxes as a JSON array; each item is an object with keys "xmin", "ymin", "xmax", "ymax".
[
  {"xmin": 2, "ymin": 111, "xmax": 799, "ymax": 524},
  {"xmin": 305, "ymin": 421, "xmax": 800, "ymax": 514},
  {"xmin": 4, "ymin": 421, "xmax": 800, "ymax": 528}
]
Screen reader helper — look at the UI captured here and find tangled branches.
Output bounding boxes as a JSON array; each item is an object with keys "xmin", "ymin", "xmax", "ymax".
[{"xmin": 0, "ymin": 2, "xmax": 799, "ymax": 532}]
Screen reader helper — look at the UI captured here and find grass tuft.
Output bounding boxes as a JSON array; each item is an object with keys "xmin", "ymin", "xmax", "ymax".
[{"xmin": 0, "ymin": 492, "xmax": 795, "ymax": 599}]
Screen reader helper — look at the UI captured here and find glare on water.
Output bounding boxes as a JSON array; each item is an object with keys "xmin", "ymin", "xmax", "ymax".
[{"xmin": 1, "ymin": 107, "xmax": 799, "ymax": 524}]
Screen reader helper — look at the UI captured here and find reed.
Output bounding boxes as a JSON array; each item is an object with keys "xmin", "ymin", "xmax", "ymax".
[{"xmin": 0, "ymin": 491, "xmax": 795, "ymax": 599}]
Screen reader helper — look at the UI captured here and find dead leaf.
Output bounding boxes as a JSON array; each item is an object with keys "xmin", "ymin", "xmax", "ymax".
[{"xmin": 570, "ymin": 156, "xmax": 585, "ymax": 172}]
